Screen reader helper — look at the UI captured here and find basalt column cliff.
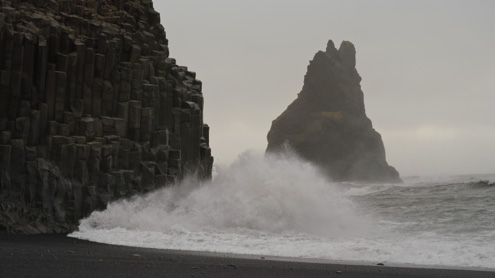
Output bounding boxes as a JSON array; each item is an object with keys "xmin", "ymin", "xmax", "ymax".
[
  {"xmin": 0, "ymin": 0, "xmax": 213, "ymax": 233},
  {"xmin": 267, "ymin": 40, "xmax": 400, "ymax": 183}
]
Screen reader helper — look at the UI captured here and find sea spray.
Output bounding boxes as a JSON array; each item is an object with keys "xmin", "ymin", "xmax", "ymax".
[
  {"xmin": 77, "ymin": 151, "xmax": 373, "ymax": 237},
  {"xmin": 70, "ymin": 154, "xmax": 495, "ymax": 269}
]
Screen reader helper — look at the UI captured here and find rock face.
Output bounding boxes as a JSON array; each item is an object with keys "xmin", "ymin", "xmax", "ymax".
[
  {"xmin": 0, "ymin": 0, "xmax": 213, "ymax": 233},
  {"xmin": 266, "ymin": 40, "xmax": 400, "ymax": 183}
]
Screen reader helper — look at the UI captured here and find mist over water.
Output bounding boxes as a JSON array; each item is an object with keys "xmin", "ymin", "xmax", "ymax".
[{"xmin": 70, "ymin": 152, "xmax": 495, "ymax": 269}]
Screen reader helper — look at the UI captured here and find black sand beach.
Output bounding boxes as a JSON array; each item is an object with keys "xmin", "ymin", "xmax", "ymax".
[{"xmin": 0, "ymin": 233, "xmax": 493, "ymax": 278}]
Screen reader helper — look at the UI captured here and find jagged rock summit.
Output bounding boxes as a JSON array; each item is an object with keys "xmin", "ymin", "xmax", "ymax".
[
  {"xmin": 266, "ymin": 40, "xmax": 401, "ymax": 183},
  {"xmin": 0, "ymin": 0, "xmax": 213, "ymax": 233}
]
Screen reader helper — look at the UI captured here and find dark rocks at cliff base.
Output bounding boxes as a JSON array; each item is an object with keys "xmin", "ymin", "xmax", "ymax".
[
  {"xmin": 266, "ymin": 40, "xmax": 400, "ymax": 183},
  {"xmin": 0, "ymin": 0, "xmax": 213, "ymax": 233}
]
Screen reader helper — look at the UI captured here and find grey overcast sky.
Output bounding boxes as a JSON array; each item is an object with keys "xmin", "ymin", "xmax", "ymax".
[{"xmin": 155, "ymin": 0, "xmax": 495, "ymax": 177}]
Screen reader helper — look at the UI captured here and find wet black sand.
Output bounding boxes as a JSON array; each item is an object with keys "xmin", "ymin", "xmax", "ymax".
[{"xmin": 1, "ymin": 233, "xmax": 493, "ymax": 278}]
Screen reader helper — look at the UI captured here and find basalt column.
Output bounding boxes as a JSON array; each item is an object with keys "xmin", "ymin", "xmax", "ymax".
[{"xmin": 0, "ymin": 0, "xmax": 213, "ymax": 233}]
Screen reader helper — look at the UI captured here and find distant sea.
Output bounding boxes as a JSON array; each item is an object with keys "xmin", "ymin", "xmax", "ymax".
[{"xmin": 70, "ymin": 152, "xmax": 495, "ymax": 270}]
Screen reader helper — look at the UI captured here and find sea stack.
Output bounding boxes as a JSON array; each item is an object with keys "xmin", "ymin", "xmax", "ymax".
[
  {"xmin": 0, "ymin": 0, "xmax": 213, "ymax": 233},
  {"xmin": 266, "ymin": 40, "xmax": 400, "ymax": 183}
]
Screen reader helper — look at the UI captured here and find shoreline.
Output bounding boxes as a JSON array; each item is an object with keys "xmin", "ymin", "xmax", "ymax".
[
  {"xmin": 68, "ymin": 232, "xmax": 495, "ymax": 273},
  {"xmin": 1, "ymin": 233, "xmax": 494, "ymax": 278}
]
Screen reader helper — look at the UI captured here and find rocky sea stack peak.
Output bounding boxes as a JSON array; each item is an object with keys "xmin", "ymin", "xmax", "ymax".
[
  {"xmin": 0, "ymin": 0, "xmax": 213, "ymax": 233},
  {"xmin": 266, "ymin": 40, "xmax": 401, "ymax": 183}
]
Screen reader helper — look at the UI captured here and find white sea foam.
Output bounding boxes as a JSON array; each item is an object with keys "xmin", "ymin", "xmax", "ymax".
[
  {"xmin": 71, "ymin": 226, "xmax": 495, "ymax": 269},
  {"xmin": 70, "ymin": 152, "xmax": 495, "ymax": 269}
]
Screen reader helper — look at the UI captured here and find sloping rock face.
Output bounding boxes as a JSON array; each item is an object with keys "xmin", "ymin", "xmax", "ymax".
[
  {"xmin": 266, "ymin": 40, "xmax": 400, "ymax": 183},
  {"xmin": 0, "ymin": 0, "xmax": 213, "ymax": 233}
]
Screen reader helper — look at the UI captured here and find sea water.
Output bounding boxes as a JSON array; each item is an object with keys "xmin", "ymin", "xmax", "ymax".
[{"xmin": 69, "ymin": 152, "xmax": 495, "ymax": 269}]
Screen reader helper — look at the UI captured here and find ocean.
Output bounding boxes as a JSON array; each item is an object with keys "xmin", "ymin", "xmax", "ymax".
[{"xmin": 69, "ymin": 152, "xmax": 495, "ymax": 270}]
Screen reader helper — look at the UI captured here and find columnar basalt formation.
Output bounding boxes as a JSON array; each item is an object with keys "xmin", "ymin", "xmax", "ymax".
[
  {"xmin": 266, "ymin": 40, "xmax": 400, "ymax": 183},
  {"xmin": 0, "ymin": 0, "xmax": 213, "ymax": 233}
]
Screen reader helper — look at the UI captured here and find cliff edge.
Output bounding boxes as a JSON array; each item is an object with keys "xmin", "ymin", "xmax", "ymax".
[
  {"xmin": 266, "ymin": 40, "xmax": 400, "ymax": 183},
  {"xmin": 0, "ymin": 0, "xmax": 213, "ymax": 233}
]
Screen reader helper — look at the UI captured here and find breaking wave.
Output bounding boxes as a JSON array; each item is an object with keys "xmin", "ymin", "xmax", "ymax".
[
  {"xmin": 70, "ymin": 152, "xmax": 495, "ymax": 269},
  {"xmin": 75, "ymin": 151, "xmax": 373, "ymax": 238}
]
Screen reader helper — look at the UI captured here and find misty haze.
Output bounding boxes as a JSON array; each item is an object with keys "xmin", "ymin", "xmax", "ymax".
[{"xmin": 160, "ymin": 0, "xmax": 495, "ymax": 177}]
